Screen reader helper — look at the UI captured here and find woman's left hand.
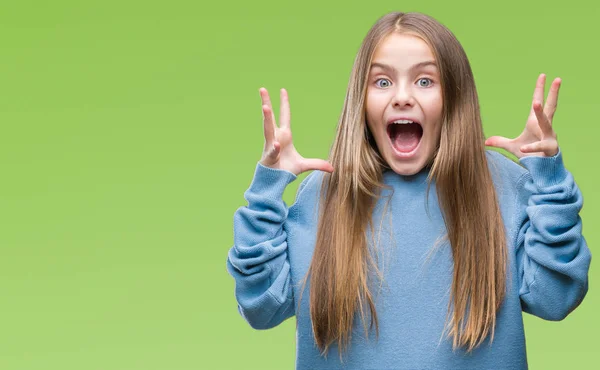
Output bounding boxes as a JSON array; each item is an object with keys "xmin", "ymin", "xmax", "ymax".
[{"xmin": 485, "ymin": 73, "xmax": 561, "ymax": 158}]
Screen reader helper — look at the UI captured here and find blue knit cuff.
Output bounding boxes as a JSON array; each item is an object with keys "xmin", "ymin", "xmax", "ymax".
[
  {"xmin": 248, "ymin": 162, "xmax": 297, "ymax": 198},
  {"xmin": 518, "ymin": 149, "xmax": 568, "ymax": 188}
]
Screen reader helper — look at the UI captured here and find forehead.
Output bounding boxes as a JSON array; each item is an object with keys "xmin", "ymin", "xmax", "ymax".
[{"xmin": 371, "ymin": 33, "xmax": 436, "ymax": 68}]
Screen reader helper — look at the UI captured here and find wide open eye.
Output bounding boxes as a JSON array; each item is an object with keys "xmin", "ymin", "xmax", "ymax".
[
  {"xmin": 375, "ymin": 78, "xmax": 391, "ymax": 88},
  {"xmin": 417, "ymin": 78, "xmax": 433, "ymax": 87}
]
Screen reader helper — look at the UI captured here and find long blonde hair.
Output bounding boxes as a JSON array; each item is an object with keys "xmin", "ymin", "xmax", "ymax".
[{"xmin": 299, "ymin": 12, "xmax": 507, "ymax": 359}]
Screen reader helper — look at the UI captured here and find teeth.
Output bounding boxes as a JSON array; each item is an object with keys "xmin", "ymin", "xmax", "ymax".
[{"xmin": 392, "ymin": 119, "xmax": 415, "ymax": 124}]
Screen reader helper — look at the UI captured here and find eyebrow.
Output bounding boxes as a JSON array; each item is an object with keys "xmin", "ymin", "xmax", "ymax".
[{"xmin": 369, "ymin": 60, "xmax": 438, "ymax": 74}]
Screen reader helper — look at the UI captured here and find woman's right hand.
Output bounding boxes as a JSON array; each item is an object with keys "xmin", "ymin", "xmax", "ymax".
[{"xmin": 259, "ymin": 87, "xmax": 334, "ymax": 176}]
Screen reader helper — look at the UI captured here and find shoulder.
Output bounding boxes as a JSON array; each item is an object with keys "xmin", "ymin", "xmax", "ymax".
[
  {"xmin": 286, "ymin": 170, "xmax": 326, "ymax": 228},
  {"xmin": 485, "ymin": 149, "xmax": 529, "ymax": 197},
  {"xmin": 485, "ymin": 150, "xmax": 533, "ymax": 240},
  {"xmin": 290, "ymin": 170, "xmax": 326, "ymax": 210},
  {"xmin": 485, "ymin": 149, "xmax": 526, "ymax": 179},
  {"xmin": 297, "ymin": 170, "xmax": 325, "ymax": 196}
]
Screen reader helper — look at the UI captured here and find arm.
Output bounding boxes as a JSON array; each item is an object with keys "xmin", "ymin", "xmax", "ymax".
[
  {"xmin": 226, "ymin": 163, "xmax": 298, "ymax": 329},
  {"xmin": 227, "ymin": 87, "xmax": 332, "ymax": 329},
  {"xmin": 485, "ymin": 74, "xmax": 591, "ymax": 319},
  {"xmin": 515, "ymin": 150, "xmax": 591, "ymax": 320}
]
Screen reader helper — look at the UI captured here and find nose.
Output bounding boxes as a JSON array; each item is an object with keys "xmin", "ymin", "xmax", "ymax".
[{"xmin": 391, "ymin": 82, "xmax": 415, "ymax": 108}]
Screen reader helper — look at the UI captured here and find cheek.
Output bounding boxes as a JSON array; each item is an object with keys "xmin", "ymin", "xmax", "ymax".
[
  {"xmin": 424, "ymin": 97, "xmax": 443, "ymax": 123},
  {"xmin": 365, "ymin": 97, "xmax": 380, "ymax": 130},
  {"xmin": 432, "ymin": 92, "xmax": 443, "ymax": 117},
  {"xmin": 366, "ymin": 94, "xmax": 387, "ymax": 118}
]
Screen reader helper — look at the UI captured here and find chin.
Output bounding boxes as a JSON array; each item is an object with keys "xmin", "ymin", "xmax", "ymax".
[
  {"xmin": 383, "ymin": 141, "xmax": 432, "ymax": 176},
  {"xmin": 388, "ymin": 160, "xmax": 427, "ymax": 176}
]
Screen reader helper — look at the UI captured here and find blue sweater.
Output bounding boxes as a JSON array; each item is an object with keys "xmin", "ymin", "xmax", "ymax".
[{"xmin": 227, "ymin": 150, "xmax": 591, "ymax": 369}]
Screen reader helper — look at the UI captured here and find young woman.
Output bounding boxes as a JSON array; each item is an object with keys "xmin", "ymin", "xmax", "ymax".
[{"xmin": 226, "ymin": 11, "xmax": 591, "ymax": 369}]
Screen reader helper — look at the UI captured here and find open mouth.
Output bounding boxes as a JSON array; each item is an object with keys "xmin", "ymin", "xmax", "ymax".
[{"xmin": 387, "ymin": 121, "xmax": 423, "ymax": 154}]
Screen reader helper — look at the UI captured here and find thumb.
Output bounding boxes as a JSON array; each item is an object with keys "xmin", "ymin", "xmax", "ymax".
[
  {"xmin": 484, "ymin": 136, "xmax": 512, "ymax": 150},
  {"xmin": 300, "ymin": 158, "xmax": 334, "ymax": 174}
]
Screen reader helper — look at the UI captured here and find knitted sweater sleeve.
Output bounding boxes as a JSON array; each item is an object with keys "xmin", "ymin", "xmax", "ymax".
[
  {"xmin": 226, "ymin": 163, "xmax": 302, "ymax": 329},
  {"xmin": 514, "ymin": 149, "xmax": 591, "ymax": 320}
]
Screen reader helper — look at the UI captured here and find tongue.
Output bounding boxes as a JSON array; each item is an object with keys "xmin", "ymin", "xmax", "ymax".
[{"xmin": 392, "ymin": 125, "xmax": 421, "ymax": 153}]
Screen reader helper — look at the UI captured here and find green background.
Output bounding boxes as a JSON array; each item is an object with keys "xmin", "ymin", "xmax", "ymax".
[{"xmin": 0, "ymin": 0, "xmax": 597, "ymax": 369}]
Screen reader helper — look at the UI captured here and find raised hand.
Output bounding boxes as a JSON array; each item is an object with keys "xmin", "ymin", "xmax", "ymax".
[
  {"xmin": 259, "ymin": 87, "xmax": 334, "ymax": 175},
  {"xmin": 485, "ymin": 74, "xmax": 560, "ymax": 158}
]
